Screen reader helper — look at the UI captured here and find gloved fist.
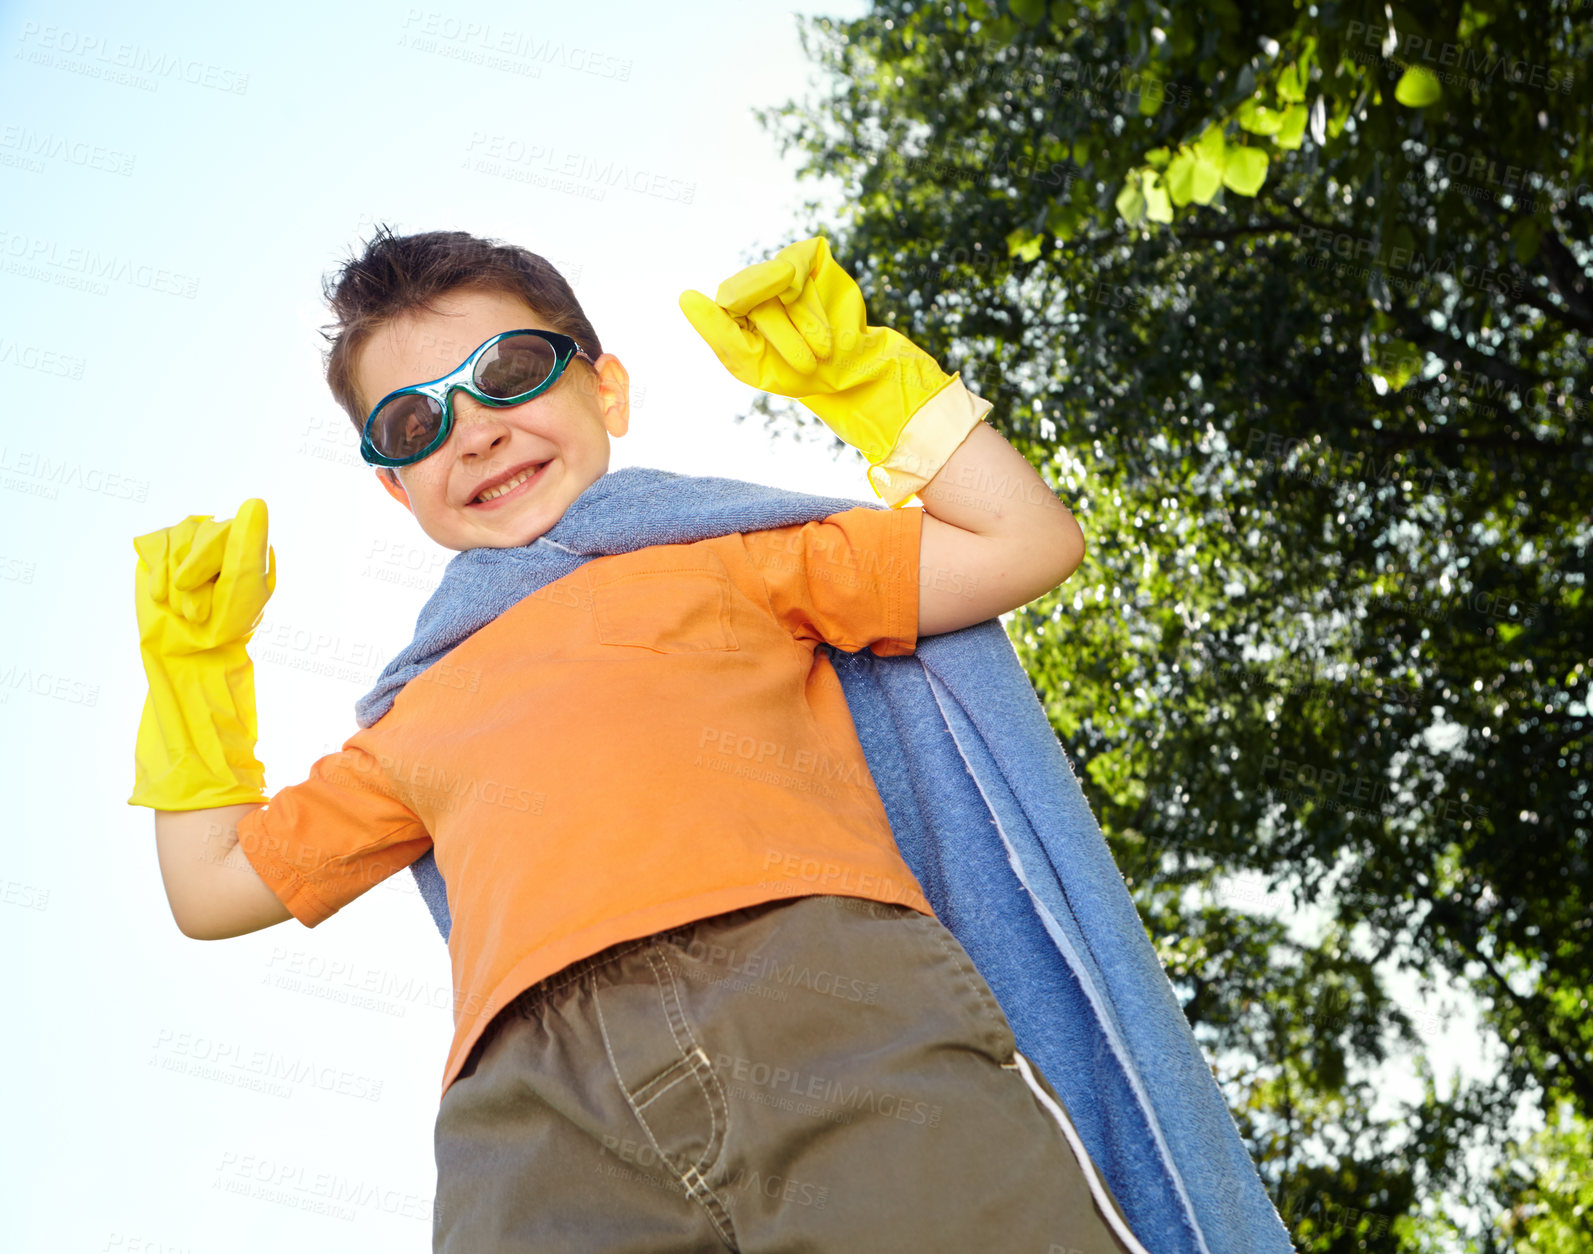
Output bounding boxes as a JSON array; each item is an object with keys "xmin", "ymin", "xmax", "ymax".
[
  {"xmin": 133, "ymin": 500, "xmax": 276, "ymax": 655},
  {"xmin": 679, "ymin": 236, "xmax": 991, "ymax": 506},
  {"xmin": 128, "ymin": 499, "xmax": 277, "ymax": 812}
]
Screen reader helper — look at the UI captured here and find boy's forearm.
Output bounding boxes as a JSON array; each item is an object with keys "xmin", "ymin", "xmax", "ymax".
[
  {"xmin": 153, "ymin": 802, "xmax": 281, "ymax": 939},
  {"xmin": 917, "ymin": 420, "xmax": 1080, "ymax": 545}
]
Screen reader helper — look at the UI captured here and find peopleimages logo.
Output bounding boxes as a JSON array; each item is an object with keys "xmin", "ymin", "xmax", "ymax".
[
  {"xmin": 14, "ymin": 22, "xmax": 250, "ymax": 94},
  {"xmin": 0, "ymin": 336, "xmax": 87, "ymax": 379},
  {"xmin": 399, "ymin": 10, "xmax": 633, "ymax": 81},
  {"xmin": 462, "ymin": 135, "xmax": 696, "ymax": 203},
  {"xmin": 0, "ymin": 126, "xmax": 135, "ymax": 175},
  {"xmin": 1343, "ymin": 20, "xmax": 1574, "ymax": 94},
  {"xmin": 0, "ymin": 445, "xmax": 148, "ymax": 502},
  {"xmin": 0, "ymin": 228, "xmax": 199, "ymax": 298},
  {"xmin": 713, "ymin": 1052, "xmax": 943, "ymax": 1128},
  {"xmin": 211, "ymin": 1150, "xmax": 434, "ymax": 1224},
  {"xmin": 150, "ymin": 1028, "xmax": 385, "ymax": 1102}
]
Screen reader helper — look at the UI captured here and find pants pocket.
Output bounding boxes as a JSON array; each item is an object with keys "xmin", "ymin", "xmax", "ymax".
[
  {"xmin": 887, "ymin": 904, "xmax": 1018, "ymax": 1065},
  {"xmin": 592, "ymin": 947, "xmax": 731, "ymax": 1202}
]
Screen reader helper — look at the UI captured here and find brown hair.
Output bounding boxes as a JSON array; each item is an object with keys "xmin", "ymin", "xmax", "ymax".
[{"xmin": 318, "ymin": 224, "xmax": 602, "ymax": 483}]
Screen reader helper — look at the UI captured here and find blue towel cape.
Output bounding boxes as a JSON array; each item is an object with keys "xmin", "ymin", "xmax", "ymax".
[{"xmin": 354, "ymin": 466, "xmax": 1289, "ymax": 1254}]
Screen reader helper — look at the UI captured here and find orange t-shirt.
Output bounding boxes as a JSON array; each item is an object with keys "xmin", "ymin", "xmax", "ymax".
[{"xmin": 236, "ymin": 504, "xmax": 936, "ymax": 1099}]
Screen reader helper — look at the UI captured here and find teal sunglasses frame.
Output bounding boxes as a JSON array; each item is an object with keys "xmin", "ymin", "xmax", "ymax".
[{"xmin": 359, "ymin": 328, "xmax": 596, "ymax": 468}]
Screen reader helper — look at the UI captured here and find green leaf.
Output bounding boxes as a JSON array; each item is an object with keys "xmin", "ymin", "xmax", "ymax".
[
  {"xmin": 1237, "ymin": 99, "xmax": 1285, "ymax": 136},
  {"xmin": 1496, "ymin": 622, "xmax": 1524, "ymax": 644},
  {"xmin": 1139, "ymin": 68, "xmax": 1165, "ymax": 116},
  {"xmin": 1165, "ymin": 149, "xmax": 1197, "ymax": 205},
  {"xmin": 1512, "ymin": 217, "xmax": 1543, "ymax": 264},
  {"xmin": 1326, "ymin": 94, "xmax": 1352, "ymax": 139},
  {"xmin": 1274, "ymin": 102, "xmax": 1308, "ymax": 150},
  {"xmin": 1191, "ymin": 151, "xmax": 1224, "ymax": 203},
  {"xmin": 1115, "ymin": 174, "xmax": 1147, "ymax": 225},
  {"xmin": 1277, "ymin": 60, "xmax": 1308, "ymax": 103},
  {"xmin": 1394, "ymin": 65, "xmax": 1441, "ymax": 107},
  {"xmin": 1169, "ymin": 11, "xmax": 1196, "ymax": 58},
  {"xmin": 1046, "ymin": 201, "xmax": 1081, "ymax": 241},
  {"xmin": 1207, "ymin": 0, "xmax": 1240, "ymax": 29},
  {"xmin": 1366, "ymin": 337, "xmax": 1424, "ymax": 391},
  {"xmin": 1196, "ymin": 123, "xmax": 1226, "ymax": 164},
  {"xmin": 1008, "ymin": 0, "xmax": 1047, "ymax": 26},
  {"xmin": 1298, "ymin": 35, "xmax": 1317, "ymax": 79},
  {"xmin": 985, "ymin": 14, "xmax": 1019, "ymax": 41},
  {"xmin": 1188, "ymin": 125, "xmax": 1227, "ymax": 204},
  {"xmin": 1144, "ymin": 146, "xmax": 1172, "ymax": 169},
  {"xmin": 1143, "ymin": 170, "xmax": 1174, "ymax": 222},
  {"xmin": 1006, "ymin": 225, "xmax": 1044, "ymax": 262},
  {"xmin": 1222, "ymin": 145, "xmax": 1268, "ymax": 196}
]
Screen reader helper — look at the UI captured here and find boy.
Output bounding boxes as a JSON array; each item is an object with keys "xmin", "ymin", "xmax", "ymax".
[{"xmin": 129, "ymin": 227, "xmax": 1150, "ymax": 1254}]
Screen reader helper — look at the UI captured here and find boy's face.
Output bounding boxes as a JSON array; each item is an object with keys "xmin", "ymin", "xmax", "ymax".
[{"xmin": 354, "ymin": 286, "xmax": 629, "ymax": 551}]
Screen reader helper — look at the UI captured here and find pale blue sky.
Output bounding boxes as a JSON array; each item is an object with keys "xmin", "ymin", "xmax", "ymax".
[
  {"xmin": 0, "ymin": 1, "xmax": 1509, "ymax": 1250},
  {"xmin": 0, "ymin": 2, "xmax": 884, "ymax": 1249}
]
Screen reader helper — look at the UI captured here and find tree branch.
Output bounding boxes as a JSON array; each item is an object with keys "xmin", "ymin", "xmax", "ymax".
[
  {"xmin": 1454, "ymin": 187, "xmax": 1593, "ymax": 335},
  {"xmin": 1383, "ymin": 305, "xmax": 1550, "ymax": 394},
  {"xmin": 1532, "ymin": 222, "xmax": 1593, "ymax": 328},
  {"xmin": 1509, "ymin": 279, "xmax": 1593, "ymax": 337},
  {"xmin": 1435, "ymin": 906, "xmax": 1593, "ymax": 1110},
  {"xmin": 1169, "ymin": 219, "xmax": 1319, "ymax": 243}
]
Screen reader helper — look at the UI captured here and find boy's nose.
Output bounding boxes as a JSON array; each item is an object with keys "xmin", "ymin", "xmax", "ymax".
[{"xmin": 450, "ymin": 391, "xmax": 514, "ymax": 451}]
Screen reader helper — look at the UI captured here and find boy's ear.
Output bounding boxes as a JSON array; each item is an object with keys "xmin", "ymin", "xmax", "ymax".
[
  {"xmin": 376, "ymin": 469, "xmax": 412, "ymax": 512},
  {"xmin": 594, "ymin": 353, "xmax": 631, "ymax": 438}
]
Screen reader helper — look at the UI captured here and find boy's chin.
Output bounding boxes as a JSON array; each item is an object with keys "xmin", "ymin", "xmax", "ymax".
[
  {"xmin": 407, "ymin": 516, "xmax": 525, "ymax": 553},
  {"xmin": 482, "ymin": 524, "xmax": 555, "ymax": 550},
  {"xmin": 444, "ymin": 508, "xmax": 563, "ymax": 551}
]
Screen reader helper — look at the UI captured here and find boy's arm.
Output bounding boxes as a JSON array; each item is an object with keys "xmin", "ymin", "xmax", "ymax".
[
  {"xmin": 130, "ymin": 501, "xmax": 289, "ymax": 940},
  {"xmin": 915, "ymin": 420, "xmax": 1084, "ymax": 637},
  {"xmin": 154, "ymin": 803, "xmax": 292, "ymax": 940},
  {"xmin": 676, "ymin": 234, "xmax": 1081, "ymax": 635}
]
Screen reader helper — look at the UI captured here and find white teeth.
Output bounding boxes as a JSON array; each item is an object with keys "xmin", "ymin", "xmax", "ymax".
[{"xmin": 474, "ymin": 464, "xmax": 542, "ymax": 504}]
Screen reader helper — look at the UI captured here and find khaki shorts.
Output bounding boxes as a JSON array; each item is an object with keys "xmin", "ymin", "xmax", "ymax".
[{"xmin": 433, "ymin": 893, "xmax": 1146, "ymax": 1254}]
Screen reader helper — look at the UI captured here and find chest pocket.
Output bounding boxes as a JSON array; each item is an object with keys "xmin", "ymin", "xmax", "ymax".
[{"xmin": 591, "ymin": 553, "xmax": 740, "ymax": 654}]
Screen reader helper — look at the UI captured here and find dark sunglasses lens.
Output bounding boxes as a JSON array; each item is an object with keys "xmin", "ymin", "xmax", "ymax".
[
  {"xmin": 370, "ymin": 393, "xmax": 444, "ymax": 462},
  {"xmin": 475, "ymin": 333, "xmax": 560, "ymax": 399}
]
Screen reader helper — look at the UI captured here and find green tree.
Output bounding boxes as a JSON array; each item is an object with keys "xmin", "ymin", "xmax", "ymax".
[
  {"xmin": 1493, "ymin": 1101, "xmax": 1593, "ymax": 1253},
  {"xmin": 750, "ymin": 1, "xmax": 1592, "ymax": 1246}
]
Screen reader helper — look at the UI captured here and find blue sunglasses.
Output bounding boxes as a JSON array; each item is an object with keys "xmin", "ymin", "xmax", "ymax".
[{"xmin": 360, "ymin": 328, "xmax": 596, "ymax": 468}]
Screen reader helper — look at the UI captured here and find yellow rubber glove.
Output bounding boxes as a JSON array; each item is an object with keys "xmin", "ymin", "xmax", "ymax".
[
  {"xmin": 128, "ymin": 499, "xmax": 276, "ymax": 811},
  {"xmin": 679, "ymin": 235, "xmax": 992, "ymax": 507}
]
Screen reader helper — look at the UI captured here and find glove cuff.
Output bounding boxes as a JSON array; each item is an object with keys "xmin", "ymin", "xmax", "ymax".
[
  {"xmin": 867, "ymin": 376, "xmax": 993, "ymax": 508},
  {"xmin": 127, "ymin": 642, "xmax": 269, "ymax": 811},
  {"xmin": 127, "ymin": 773, "xmax": 269, "ymax": 812}
]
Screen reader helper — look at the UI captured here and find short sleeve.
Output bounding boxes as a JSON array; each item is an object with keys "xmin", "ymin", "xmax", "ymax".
[
  {"xmin": 235, "ymin": 734, "xmax": 432, "ymax": 928},
  {"xmin": 740, "ymin": 505, "xmax": 921, "ymax": 656}
]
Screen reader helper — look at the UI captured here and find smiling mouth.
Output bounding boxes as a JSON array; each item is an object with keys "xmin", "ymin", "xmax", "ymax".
[{"xmin": 470, "ymin": 462, "xmax": 549, "ymax": 506}]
